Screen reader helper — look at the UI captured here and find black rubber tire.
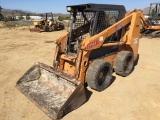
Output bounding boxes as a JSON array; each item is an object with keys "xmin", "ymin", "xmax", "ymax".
[
  {"xmin": 58, "ymin": 23, "xmax": 65, "ymax": 30},
  {"xmin": 134, "ymin": 54, "xmax": 139, "ymax": 66},
  {"xmin": 114, "ymin": 51, "xmax": 134, "ymax": 77},
  {"xmin": 43, "ymin": 25, "xmax": 49, "ymax": 32},
  {"xmin": 34, "ymin": 25, "xmax": 41, "ymax": 30},
  {"xmin": 151, "ymin": 31, "xmax": 160, "ymax": 38},
  {"xmin": 86, "ymin": 59, "xmax": 112, "ymax": 92}
]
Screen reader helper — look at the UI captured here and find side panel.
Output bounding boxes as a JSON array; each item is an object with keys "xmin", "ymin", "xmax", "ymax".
[
  {"xmin": 126, "ymin": 13, "xmax": 141, "ymax": 60},
  {"xmin": 78, "ymin": 51, "xmax": 90, "ymax": 82},
  {"xmin": 55, "ymin": 32, "xmax": 69, "ymax": 53}
]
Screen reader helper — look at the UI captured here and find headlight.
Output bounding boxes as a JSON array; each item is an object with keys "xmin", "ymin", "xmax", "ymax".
[{"xmin": 67, "ymin": 7, "xmax": 72, "ymax": 12}]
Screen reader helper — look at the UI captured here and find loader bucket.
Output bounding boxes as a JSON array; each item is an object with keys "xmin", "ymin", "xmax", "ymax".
[
  {"xmin": 16, "ymin": 63, "xmax": 87, "ymax": 120},
  {"xmin": 29, "ymin": 28, "xmax": 41, "ymax": 33}
]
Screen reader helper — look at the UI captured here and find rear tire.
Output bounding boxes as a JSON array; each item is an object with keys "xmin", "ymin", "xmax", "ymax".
[
  {"xmin": 86, "ymin": 59, "xmax": 112, "ymax": 92},
  {"xmin": 114, "ymin": 51, "xmax": 134, "ymax": 77},
  {"xmin": 58, "ymin": 23, "xmax": 65, "ymax": 30}
]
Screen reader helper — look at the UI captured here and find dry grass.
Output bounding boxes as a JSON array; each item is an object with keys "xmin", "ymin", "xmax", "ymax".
[{"xmin": 0, "ymin": 21, "xmax": 33, "ymax": 28}]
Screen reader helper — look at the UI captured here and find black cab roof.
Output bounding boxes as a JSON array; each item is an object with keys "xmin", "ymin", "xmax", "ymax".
[{"xmin": 66, "ymin": 3, "xmax": 126, "ymax": 13}]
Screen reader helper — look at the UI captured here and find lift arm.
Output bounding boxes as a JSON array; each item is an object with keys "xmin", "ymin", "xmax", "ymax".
[{"xmin": 81, "ymin": 9, "xmax": 144, "ymax": 50}]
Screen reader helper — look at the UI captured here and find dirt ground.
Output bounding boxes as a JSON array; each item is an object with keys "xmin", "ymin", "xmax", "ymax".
[{"xmin": 0, "ymin": 28, "xmax": 160, "ymax": 120}]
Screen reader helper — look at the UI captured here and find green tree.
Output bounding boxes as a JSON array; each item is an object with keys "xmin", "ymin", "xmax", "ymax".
[
  {"xmin": 6, "ymin": 16, "xmax": 13, "ymax": 21},
  {"xmin": 39, "ymin": 14, "xmax": 44, "ymax": 17},
  {"xmin": 26, "ymin": 13, "xmax": 30, "ymax": 20},
  {"xmin": 58, "ymin": 16, "xmax": 70, "ymax": 21},
  {"xmin": 18, "ymin": 15, "xmax": 24, "ymax": 20},
  {"xmin": 65, "ymin": 16, "xmax": 70, "ymax": 20},
  {"xmin": 58, "ymin": 16, "xmax": 64, "ymax": 21},
  {"xmin": 10, "ymin": 11, "xmax": 15, "ymax": 21},
  {"xmin": 0, "ymin": 14, "xmax": 3, "ymax": 20}
]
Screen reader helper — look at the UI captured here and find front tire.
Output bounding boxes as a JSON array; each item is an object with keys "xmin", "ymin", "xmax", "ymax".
[
  {"xmin": 52, "ymin": 25, "xmax": 57, "ymax": 31},
  {"xmin": 43, "ymin": 25, "xmax": 49, "ymax": 32},
  {"xmin": 86, "ymin": 59, "xmax": 112, "ymax": 92}
]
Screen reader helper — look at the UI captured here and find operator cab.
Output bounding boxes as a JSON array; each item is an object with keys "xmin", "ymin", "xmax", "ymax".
[
  {"xmin": 149, "ymin": 2, "xmax": 160, "ymax": 20},
  {"xmin": 66, "ymin": 3, "xmax": 126, "ymax": 54}
]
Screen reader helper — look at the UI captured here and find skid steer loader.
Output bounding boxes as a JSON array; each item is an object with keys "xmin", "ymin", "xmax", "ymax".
[
  {"xmin": 17, "ymin": 4, "xmax": 147, "ymax": 120},
  {"xmin": 148, "ymin": 2, "xmax": 160, "ymax": 20},
  {"xmin": 30, "ymin": 12, "xmax": 65, "ymax": 32},
  {"xmin": 141, "ymin": 17, "xmax": 160, "ymax": 38},
  {"xmin": 141, "ymin": 2, "xmax": 160, "ymax": 37},
  {"xmin": 141, "ymin": 19, "xmax": 160, "ymax": 38}
]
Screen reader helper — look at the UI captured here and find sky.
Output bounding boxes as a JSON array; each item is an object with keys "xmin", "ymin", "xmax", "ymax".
[{"xmin": 0, "ymin": 0, "xmax": 159, "ymax": 13}]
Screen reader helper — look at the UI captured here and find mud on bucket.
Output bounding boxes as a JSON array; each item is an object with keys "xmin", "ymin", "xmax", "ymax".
[{"xmin": 16, "ymin": 63, "xmax": 87, "ymax": 120}]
